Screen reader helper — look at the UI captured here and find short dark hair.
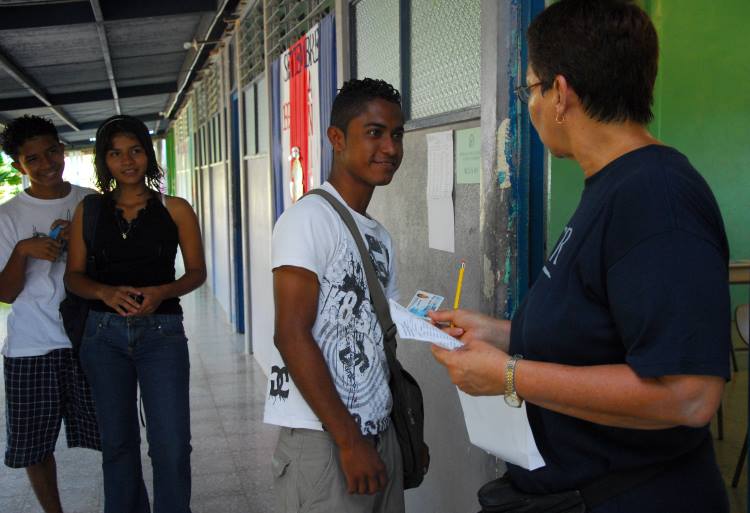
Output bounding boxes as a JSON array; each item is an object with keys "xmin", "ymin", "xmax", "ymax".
[
  {"xmin": 330, "ymin": 78, "xmax": 402, "ymax": 133},
  {"xmin": 527, "ymin": 0, "xmax": 658, "ymax": 124},
  {"xmin": 93, "ymin": 115, "xmax": 162, "ymax": 193},
  {"xmin": 0, "ymin": 115, "xmax": 60, "ymax": 161}
]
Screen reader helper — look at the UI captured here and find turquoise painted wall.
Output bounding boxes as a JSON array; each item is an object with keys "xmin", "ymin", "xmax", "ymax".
[{"xmin": 547, "ymin": 0, "xmax": 750, "ymax": 310}]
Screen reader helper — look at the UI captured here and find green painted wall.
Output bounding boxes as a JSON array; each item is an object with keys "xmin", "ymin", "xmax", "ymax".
[
  {"xmin": 547, "ymin": 0, "xmax": 750, "ymax": 310},
  {"xmin": 166, "ymin": 128, "xmax": 177, "ymax": 196}
]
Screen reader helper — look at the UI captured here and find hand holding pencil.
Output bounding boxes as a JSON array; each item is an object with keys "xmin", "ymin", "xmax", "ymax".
[
  {"xmin": 428, "ymin": 308, "xmax": 512, "ymax": 352},
  {"xmin": 428, "ymin": 260, "xmax": 513, "ymax": 351}
]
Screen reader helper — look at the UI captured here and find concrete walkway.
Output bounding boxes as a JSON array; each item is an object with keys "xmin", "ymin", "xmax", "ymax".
[{"xmin": 0, "ymin": 286, "xmax": 278, "ymax": 513}]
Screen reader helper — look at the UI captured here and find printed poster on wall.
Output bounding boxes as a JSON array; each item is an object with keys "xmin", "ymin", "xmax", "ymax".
[{"xmin": 271, "ymin": 14, "xmax": 337, "ymax": 218}]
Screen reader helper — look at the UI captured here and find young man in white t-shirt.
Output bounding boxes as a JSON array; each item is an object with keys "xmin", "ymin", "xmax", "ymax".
[
  {"xmin": 265, "ymin": 79, "xmax": 406, "ymax": 513},
  {"xmin": 0, "ymin": 115, "xmax": 99, "ymax": 513}
]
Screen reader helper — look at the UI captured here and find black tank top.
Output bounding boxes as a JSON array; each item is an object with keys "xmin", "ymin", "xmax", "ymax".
[{"xmin": 89, "ymin": 192, "xmax": 182, "ymax": 315}]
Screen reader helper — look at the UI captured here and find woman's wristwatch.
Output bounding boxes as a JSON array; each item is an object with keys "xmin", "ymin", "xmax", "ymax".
[{"xmin": 504, "ymin": 354, "xmax": 524, "ymax": 408}]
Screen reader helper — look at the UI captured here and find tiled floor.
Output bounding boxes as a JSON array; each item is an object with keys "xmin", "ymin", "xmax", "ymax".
[
  {"xmin": 0, "ymin": 287, "xmax": 278, "ymax": 513},
  {"xmin": 0, "ymin": 288, "xmax": 747, "ymax": 513}
]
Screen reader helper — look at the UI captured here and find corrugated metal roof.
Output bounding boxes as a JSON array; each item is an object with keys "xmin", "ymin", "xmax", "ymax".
[{"xmin": 0, "ymin": 0, "xmax": 218, "ymax": 148}]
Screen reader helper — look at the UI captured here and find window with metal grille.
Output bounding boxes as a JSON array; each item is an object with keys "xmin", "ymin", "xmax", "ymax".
[
  {"xmin": 409, "ymin": 0, "xmax": 480, "ymax": 119},
  {"xmin": 264, "ymin": 0, "xmax": 333, "ymax": 62},
  {"xmin": 352, "ymin": 0, "xmax": 481, "ymax": 123},
  {"xmin": 205, "ymin": 63, "xmax": 221, "ymax": 118},
  {"xmin": 352, "ymin": 0, "xmax": 400, "ymax": 90},
  {"xmin": 240, "ymin": 1, "xmax": 265, "ymax": 87},
  {"xmin": 195, "ymin": 81, "xmax": 207, "ymax": 127}
]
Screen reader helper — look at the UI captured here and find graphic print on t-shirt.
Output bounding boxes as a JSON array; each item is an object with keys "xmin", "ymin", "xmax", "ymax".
[
  {"xmin": 267, "ymin": 235, "xmax": 392, "ymax": 435},
  {"xmin": 543, "ymin": 226, "xmax": 573, "ymax": 279},
  {"xmin": 365, "ymin": 233, "xmax": 390, "ymax": 285},
  {"xmin": 269, "ymin": 365, "xmax": 290, "ymax": 400}
]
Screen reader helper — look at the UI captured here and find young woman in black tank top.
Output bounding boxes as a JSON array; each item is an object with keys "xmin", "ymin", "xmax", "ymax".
[{"xmin": 65, "ymin": 115, "xmax": 206, "ymax": 513}]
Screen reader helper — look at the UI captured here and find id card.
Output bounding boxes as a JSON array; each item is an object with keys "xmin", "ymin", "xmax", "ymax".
[{"xmin": 406, "ymin": 290, "xmax": 444, "ymax": 318}]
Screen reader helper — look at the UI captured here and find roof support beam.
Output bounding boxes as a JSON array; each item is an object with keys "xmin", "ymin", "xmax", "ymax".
[
  {"xmin": 0, "ymin": 0, "xmax": 215, "ymax": 30},
  {"xmin": 56, "ymin": 112, "xmax": 162, "ymax": 134},
  {"xmin": 0, "ymin": 50, "xmax": 80, "ymax": 131},
  {"xmin": 166, "ymin": 0, "xmax": 241, "ymax": 119},
  {"xmin": 89, "ymin": 0, "xmax": 120, "ymax": 115},
  {"xmin": 0, "ymin": 82, "xmax": 178, "ymax": 111}
]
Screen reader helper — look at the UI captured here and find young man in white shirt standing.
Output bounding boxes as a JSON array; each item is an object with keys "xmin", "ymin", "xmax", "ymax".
[
  {"xmin": 265, "ymin": 78, "xmax": 406, "ymax": 513},
  {"xmin": 0, "ymin": 115, "xmax": 100, "ymax": 513}
]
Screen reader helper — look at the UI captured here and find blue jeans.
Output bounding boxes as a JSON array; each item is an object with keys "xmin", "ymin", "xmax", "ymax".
[{"xmin": 80, "ymin": 311, "xmax": 192, "ymax": 513}]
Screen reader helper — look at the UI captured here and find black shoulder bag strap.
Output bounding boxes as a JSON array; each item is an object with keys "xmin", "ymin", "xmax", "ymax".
[
  {"xmin": 306, "ymin": 189, "xmax": 427, "ymax": 490},
  {"xmin": 304, "ymin": 189, "xmax": 398, "ymax": 349}
]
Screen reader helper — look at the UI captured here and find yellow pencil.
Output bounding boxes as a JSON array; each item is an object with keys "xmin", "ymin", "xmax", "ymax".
[
  {"xmin": 453, "ymin": 260, "xmax": 466, "ymax": 309},
  {"xmin": 451, "ymin": 261, "xmax": 466, "ymax": 326}
]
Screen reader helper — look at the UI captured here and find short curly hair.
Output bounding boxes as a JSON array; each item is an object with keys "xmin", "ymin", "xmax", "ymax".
[
  {"xmin": 93, "ymin": 115, "xmax": 163, "ymax": 193},
  {"xmin": 0, "ymin": 115, "xmax": 60, "ymax": 161},
  {"xmin": 330, "ymin": 78, "xmax": 402, "ymax": 133}
]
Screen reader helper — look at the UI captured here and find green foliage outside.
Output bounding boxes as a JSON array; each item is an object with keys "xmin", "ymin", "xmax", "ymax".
[{"xmin": 0, "ymin": 152, "xmax": 22, "ymax": 204}]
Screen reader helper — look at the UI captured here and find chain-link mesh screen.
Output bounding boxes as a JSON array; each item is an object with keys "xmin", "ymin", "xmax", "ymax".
[
  {"xmin": 264, "ymin": 0, "xmax": 333, "ymax": 61},
  {"xmin": 353, "ymin": 0, "xmax": 400, "ymax": 90},
  {"xmin": 410, "ymin": 0, "xmax": 480, "ymax": 119},
  {"xmin": 205, "ymin": 62, "xmax": 221, "ymax": 117},
  {"xmin": 240, "ymin": 4, "xmax": 265, "ymax": 87}
]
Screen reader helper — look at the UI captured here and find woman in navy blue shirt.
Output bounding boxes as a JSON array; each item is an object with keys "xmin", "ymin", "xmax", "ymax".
[{"xmin": 430, "ymin": 1, "xmax": 730, "ymax": 511}]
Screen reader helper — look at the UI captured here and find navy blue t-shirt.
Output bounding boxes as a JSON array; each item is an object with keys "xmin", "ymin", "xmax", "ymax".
[{"xmin": 506, "ymin": 145, "xmax": 730, "ymax": 502}]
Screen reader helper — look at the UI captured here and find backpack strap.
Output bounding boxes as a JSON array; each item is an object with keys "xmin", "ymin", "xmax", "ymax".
[{"xmin": 81, "ymin": 194, "xmax": 103, "ymax": 276}]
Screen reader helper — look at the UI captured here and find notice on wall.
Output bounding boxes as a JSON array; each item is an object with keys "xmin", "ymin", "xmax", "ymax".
[
  {"xmin": 455, "ymin": 127, "xmax": 481, "ymax": 184},
  {"xmin": 426, "ymin": 130, "xmax": 455, "ymax": 253}
]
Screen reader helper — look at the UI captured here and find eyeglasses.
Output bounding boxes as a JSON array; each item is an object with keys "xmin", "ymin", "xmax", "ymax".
[{"xmin": 514, "ymin": 82, "xmax": 542, "ymax": 103}]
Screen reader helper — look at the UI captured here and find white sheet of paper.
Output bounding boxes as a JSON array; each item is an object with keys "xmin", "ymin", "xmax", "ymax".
[
  {"xmin": 426, "ymin": 131, "xmax": 455, "ymax": 253},
  {"xmin": 457, "ymin": 391, "xmax": 546, "ymax": 470},
  {"xmin": 388, "ymin": 299, "xmax": 462, "ymax": 350}
]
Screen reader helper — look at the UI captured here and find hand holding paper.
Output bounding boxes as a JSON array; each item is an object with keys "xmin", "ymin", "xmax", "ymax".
[
  {"xmin": 427, "ymin": 308, "xmax": 511, "ymax": 352},
  {"xmin": 429, "ymin": 335, "xmax": 506, "ymax": 396},
  {"xmin": 426, "ymin": 308, "xmax": 545, "ymax": 470},
  {"xmin": 389, "ymin": 299, "xmax": 462, "ymax": 350}
]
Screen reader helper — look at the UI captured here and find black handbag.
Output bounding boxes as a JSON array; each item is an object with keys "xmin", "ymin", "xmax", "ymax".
[
  {"xmin": 477, "ymin": 475, "xmax": 584, "ymax": 513},
  {"xmin": 59, "ymin": 194, "xmax": 102, "ymax": 351},
  {"xmin": 306, "ymin": 189, "xmax": 429, "ymax": 489},
  {"xmin": 477, "ymin": 453, "xmax": 678, "ymax": 513}
]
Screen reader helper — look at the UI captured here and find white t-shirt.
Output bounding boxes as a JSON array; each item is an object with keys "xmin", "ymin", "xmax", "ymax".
[
  {"xmin": 0, "ymin": 184, "xmax": 96, "ymax": 357},
  {"xmin": 263, "ymin": 182, "xmax": 399, "ymax": 436}
]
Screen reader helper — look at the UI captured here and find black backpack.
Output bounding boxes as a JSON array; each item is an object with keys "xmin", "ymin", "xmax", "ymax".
[{"xmin": 59, "ymin": 194, "xmax": 103, "ymax": 351}]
